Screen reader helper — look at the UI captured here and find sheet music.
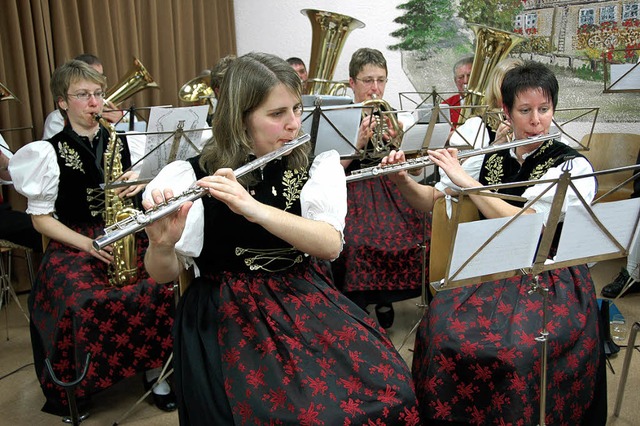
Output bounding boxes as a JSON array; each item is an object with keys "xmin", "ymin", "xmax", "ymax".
[
  {"xmin": 610, "ymin": 63, "xmax": 640, "ymax": 91},
  {"xmin": 140, "ymin": 105, "xmax": 209, "ymax": 179},
  {"xmin": 449, "ymin": 213, "xmax": 545, "ymax": 281},
  {"xmin": 554, "ymin": 198, "xmax": 640, "ymax": 262},
  {"xmin": 301, "ymin": 103, "xmax": 361, "ymax": 156}
]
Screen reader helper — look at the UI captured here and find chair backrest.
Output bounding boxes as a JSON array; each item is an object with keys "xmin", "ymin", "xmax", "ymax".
[
  {"xmin": 581, "ymin": 133, "xmax": 640, "ymax": 201},
  {"xmin": 429, "ymin": 196, "xmax": 480, "ymax": 284}
]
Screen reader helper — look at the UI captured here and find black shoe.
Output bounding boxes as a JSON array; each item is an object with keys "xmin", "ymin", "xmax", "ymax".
[
  {"xmin": 375, "ymin": 303, "xmax": 395, "ymax": 329},
  {"xmin": 143, "ymin": 375, "xmax": 178, "ymax": 412},
  {"xmin": 601, "ymin": 268, "xmax": 639, "ymax": 298}
]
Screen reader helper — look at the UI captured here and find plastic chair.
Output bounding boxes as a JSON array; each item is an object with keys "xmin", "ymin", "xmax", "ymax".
[{"xmin": 0, "ymin": 239, "xmax": 35, "ymax": 339}]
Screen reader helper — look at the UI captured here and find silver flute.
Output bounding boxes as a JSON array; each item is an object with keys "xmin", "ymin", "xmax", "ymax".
[
  {"xmin": 92, "ymin": 133, "xmax": 311, "ymax": 250},
  {"xmin": 346, "ymin": 132, "xmax": 561, "ymax": 183}
]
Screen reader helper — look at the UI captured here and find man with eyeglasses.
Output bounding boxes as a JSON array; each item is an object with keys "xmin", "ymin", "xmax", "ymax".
[
  {"xmin": 331, "ymin": 47, "xmax": 424, "ymax": 330},
  {"xmin": 42, "ymin": 54, "xmax": 125, "ymax": 139}
]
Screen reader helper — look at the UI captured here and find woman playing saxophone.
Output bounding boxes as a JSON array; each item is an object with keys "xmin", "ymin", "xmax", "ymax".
[{"xmin": 9, "ymin": 60, "xmax": 177, "ymax": 419}]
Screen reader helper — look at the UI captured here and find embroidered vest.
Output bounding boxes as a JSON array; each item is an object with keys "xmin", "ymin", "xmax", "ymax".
[
  {"xmin": 48, "ymin": 125, "xmax": 131, "ymax": 225},
  {"xmin": 189, "ymin": 156, "xmax": 310, "ymax": 273}
]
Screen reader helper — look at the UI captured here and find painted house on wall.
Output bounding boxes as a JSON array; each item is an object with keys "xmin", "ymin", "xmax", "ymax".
[{"xmin": 514, "ymin": 0, "xmax": 640, "ymax": 64}]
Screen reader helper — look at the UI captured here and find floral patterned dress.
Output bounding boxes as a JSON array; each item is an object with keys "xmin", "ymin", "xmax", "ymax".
[
  {"xmin": 412, "ymin": 140, "xmax": 607, "ymax": 425},
  {"xmin": 10, "ymin": 127, "xmax": 175, "ymax": 416},
  {"xmin": 151, "ymin": 151, "xmax": 421, "ymax": 425}
]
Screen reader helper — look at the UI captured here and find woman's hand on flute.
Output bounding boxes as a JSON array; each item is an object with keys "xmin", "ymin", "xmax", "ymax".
[
  {"xmin": 427, "ymin": 148, "xmax": 478, "ymax": 189},
  {"xmin": 381, "ymin": 149, "xmax": 412, "ymax": 186},
  {"xmin": 142, "ymin": 188, "xmax": 192, "ymax": 248}
]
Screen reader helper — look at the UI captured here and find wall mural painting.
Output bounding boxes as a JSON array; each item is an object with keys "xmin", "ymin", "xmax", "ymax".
[{"xmin": 390, "ymin": 0, "xmax": 640, "ymax": 130}]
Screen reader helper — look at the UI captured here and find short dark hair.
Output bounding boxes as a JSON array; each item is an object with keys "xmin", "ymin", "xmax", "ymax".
[
  {"xmin": 74, "ymin": 53, "xmax": 102, "ymax": 67},
  {"xmin": 501, "ymin": 61, "xmax": 558, "ymax": 112},
  {"xmin": 286, "ymin": 57, "xmax": 306, "ymax": 68},
  {"xmin": 349, "ymin": 48, "xmax": 387, "ymax": 79}
]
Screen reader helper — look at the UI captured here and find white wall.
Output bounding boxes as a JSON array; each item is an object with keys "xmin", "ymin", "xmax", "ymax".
[{"xmin": 234, "ymin": 0, "xmax": 416, "ymax": 110}]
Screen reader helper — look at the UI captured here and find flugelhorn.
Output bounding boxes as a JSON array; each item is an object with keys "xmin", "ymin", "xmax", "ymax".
[
  {"xmin": 346, "ymin": 132, "xmax": 560, "ymax": 183},
  {"xmin": 302, "ymin": 9, "xmax": 364, "ymax": 95},
  {"xmin": 92, "ymin": 134, "xmax": 311, "ymax": 251},
  {"xmin": 106, "ymin": 57, "xmax": 159, "ymax": 106}
]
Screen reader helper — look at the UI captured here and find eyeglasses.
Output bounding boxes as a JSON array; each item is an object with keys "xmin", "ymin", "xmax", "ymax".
[
  {"xmin": 355, "ymin": 77, "xmax": 388, "ymax": 87},
  {"xmin": 66, "ymin": 91, "xmax": 105, "ymax": 101}
]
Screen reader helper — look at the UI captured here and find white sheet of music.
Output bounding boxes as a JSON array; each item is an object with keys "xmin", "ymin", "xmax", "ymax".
[
  {"xmin": 449, "ymin": 213, "xmax": 545, "ymax": 281},
  {"xmin": 554, "ymin": 198, "xmax": 640, "ymax": 262},
  {"xmin": 141, "ymin": 105, "xmax": 209, "ymax": 179},
  {"xmin": 301, "ymin": 104, "xmax": 361, "ymax": 156},
  {"xmin": 610, "ymin": 63, "xmax": 640, "ymax": 91}
]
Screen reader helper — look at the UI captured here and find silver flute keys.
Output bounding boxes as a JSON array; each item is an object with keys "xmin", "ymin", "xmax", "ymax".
[
  {"xmin": 346, "ymin": 133, "xmax": 561, "ymax": 183},
  {"xmin": 92, "ymin": 133, "xmax": 311, "ymax": 250}
]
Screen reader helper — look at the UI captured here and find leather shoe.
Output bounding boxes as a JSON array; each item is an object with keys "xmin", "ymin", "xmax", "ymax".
[
  {"xmin": 601, "ymin": 268, "xmax": 640, "ymax": 298},
  {"xmin": 375, "ymin": 303, "xmax": 394, "ymax": 329},
  {"xmin": 143, "ymin": 375, "xmax": 177, "ymax": 412}
]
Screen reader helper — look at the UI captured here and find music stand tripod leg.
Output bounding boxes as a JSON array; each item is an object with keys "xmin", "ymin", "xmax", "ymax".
[{"xmin": 45, "ymin": 353, "xmax": 92, "ymax": 426}]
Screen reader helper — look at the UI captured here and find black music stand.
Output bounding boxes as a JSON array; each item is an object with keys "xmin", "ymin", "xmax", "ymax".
[
  {"xmin": 137, "ymin": 105, "xmax": 210, "ymax": 180},
  {"xmin": 300, "ymin": 97, "xmax": 361, "ymax": 158},
  {"xmin": 430, "ymin": 165, "xmax": 640, "ymax": 425}
]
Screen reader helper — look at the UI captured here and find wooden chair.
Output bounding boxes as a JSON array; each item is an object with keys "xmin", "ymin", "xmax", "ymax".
[{"xmin": 580, "ymin": 133, "xmax": 640, "ymax": 202}]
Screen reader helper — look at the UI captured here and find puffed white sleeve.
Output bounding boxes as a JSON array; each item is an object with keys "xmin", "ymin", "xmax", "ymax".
[
  {"xmin": 8, "ymin": 141, "xmax": 60, "ymax": 215},
  {"xmin": 300, "ymin": 150, "xmax": 347, "ymax": 243},
  {"xmin": 142, "ymin": 160, "xmax": 204, "ymax": 266},
  {"xmin": 522, "ymin": 156, "xmax": 596, "ymax": 223}
]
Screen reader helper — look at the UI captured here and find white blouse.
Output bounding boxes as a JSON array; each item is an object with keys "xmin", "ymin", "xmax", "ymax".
[
  {"xmin": 8, "ymin": 141, "xmax": 60, "ymax": 215},
  {"xmin": 435, "ymin": 144, "xmax": 596, "ymax": 223},
  {"xmin": 142, "ymin": 149, "xmax": 347, "ymax": 264}
]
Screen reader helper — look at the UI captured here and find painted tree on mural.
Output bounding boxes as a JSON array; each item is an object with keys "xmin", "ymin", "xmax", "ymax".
[
  {"xmin": 389, "ymin": 0, "xmax": 457, "ymax": 54},
  {"xmin": 457, "ymin": 0, "xmax": 522, "ymax": 31},
  {"xmin": 390, "ymin": 0, "xmax": 522, "ymax": 54}
]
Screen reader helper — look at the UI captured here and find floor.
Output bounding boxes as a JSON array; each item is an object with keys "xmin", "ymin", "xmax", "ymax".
[{"xmin": 0, "ymin": 258, "xmax": 638, "ymax": 425}]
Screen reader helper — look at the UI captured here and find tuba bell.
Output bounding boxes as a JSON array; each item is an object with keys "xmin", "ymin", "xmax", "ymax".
[
  {"xmin": 178, "ymin": 74, "xmax": 214, "ymax": 104},
  {"xmin": 106, "ymin": 57, "xmax": 159, "ymax": 106},
  {"xmin": 0, "ymin": 82, "xmax": 18, "ymax": 102},
  {"xmin": 459, "ymin": 24, "xmax": 526, "ymax": 125},
  {"xmin": 302, "ymin": 9, "xmax": 365, "ymax": 95}
]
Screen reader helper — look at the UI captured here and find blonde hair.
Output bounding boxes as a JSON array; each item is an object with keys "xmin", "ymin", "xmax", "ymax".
[
  {"xmin": 485, "ymin": 58, "xmax": 524, "ymax": 109},
  {"xmin": 199, "ymin": 52, "xmax": 309, "ymax": 186}
]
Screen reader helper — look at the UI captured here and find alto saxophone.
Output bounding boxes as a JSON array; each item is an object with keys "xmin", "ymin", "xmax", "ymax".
[{"xmin": 97, "ymin": 115, "xmax": 139, "ymax": 286}]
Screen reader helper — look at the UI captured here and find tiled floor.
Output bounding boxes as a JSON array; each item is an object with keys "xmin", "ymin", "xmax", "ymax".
[{"xmin": 0, "ymin": 258, "xmax": 638, "ymax": 425}]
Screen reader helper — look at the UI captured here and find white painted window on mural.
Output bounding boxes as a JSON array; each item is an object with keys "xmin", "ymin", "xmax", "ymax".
[
  {"xmin": 514, "ymin": 15, "xmax": 522, "ymax": 30},
  {"xmin": 525, "ymin": 13, "xmax": 537, "ymax": 29},
  {"xmin": 600, "ymin": 6, "xmax": 617, "ymax": 23},
  {"xmin": 580, "ymin": 9, "xmax": 595, "ymax": 26},
  {"xmin": 623, "ymin": 3, "xmax": 639, "ymax": 20}
]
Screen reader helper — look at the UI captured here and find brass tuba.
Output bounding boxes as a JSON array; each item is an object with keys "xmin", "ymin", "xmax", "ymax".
[
  {"xmin": 0, "ymin": 82, "xmax": 18, "ymax": 102},
  {"xmin": 106, "ymin": 57, "xmax": 159, "ymax": 106},
  {"xmin": 459, "ymin": 24, "xmax": 526, "ymax": 125},
  {"xmin": 178, "ymin": 74, "xmax": 214, "ymax": 104},
  {"xmin": 361, "ymin": 94, "xmax": 403, "ymax": 157},
  {"xmin": 302, "ymin": 9, "xmax": 365, "ymax": 95},
  {"xmin": 96, "ymin": 115, "xmax": 139, "ymax": 287}
]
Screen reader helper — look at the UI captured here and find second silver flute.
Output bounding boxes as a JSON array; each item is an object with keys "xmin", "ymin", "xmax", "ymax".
[
  {"xmin": 346, "ymin": 133, "xmax": 561, "ymax": 183},
  {"xmin": 92, "ymin": 134, "xmax": 311, "ymax": 251}
]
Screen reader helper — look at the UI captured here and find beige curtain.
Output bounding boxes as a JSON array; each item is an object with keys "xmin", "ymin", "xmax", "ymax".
[{"xmin": 0, "ymin": 0, "xmax": 236, "ymax": 207}]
